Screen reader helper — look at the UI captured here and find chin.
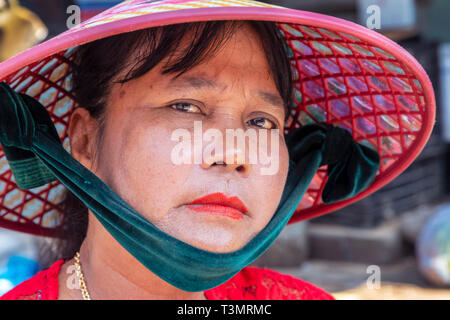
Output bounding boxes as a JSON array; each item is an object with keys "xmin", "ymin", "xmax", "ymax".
[
  {"xmin": 152, "ymin": 208, "xmax": 253, "ymax": 251},
  {"xmin": 192, "ymin": 242, "xmax": 247, "ymax": 253},
  {"xmin": 169, "ymin": 228, "xmax": 247, "ymax": 253}
]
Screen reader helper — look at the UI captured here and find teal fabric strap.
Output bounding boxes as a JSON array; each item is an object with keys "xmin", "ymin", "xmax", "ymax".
[
  {"xmin": 0, "ymin": 82, "xmax": 380, "ymax": 292},
  {"xmin": 7, "ymin": 156, "xmax": 55, "ymax": 189}
]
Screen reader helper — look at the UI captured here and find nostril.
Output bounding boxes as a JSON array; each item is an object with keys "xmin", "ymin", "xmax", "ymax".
[{"xmin": 209, "ymin": 162, "xmax": 246, "ymax": 173}]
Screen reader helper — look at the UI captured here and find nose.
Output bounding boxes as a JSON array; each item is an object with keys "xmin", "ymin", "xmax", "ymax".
[{"xmin": 200, "ymin": 145, "xmax": 252, "ymax": 178}]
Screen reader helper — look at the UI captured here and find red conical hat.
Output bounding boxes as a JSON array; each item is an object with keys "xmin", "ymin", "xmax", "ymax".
[{"xmin": 0, "ymin": 0, "xmax": 436, "ymax": 237}]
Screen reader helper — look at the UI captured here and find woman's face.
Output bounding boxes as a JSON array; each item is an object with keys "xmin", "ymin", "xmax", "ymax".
[{"xmin": 70, "ymin": 23, "xmax": 290, "ymax": 253}]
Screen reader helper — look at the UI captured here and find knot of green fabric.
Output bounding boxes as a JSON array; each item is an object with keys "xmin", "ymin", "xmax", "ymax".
[
  {"xmin": 0, "ymin": 83, "xmax": 35, "ymax": 149},
  {"xmin": 285, "ymin": 122, "xmax": 380, "ymax": 204},
  {"xmin": 0, "ymin": 82, "xmax": 60, "ymax": 189},
  {"xmin": 321, "ymin": 124, "xmax": 354, "ymax": 167}
]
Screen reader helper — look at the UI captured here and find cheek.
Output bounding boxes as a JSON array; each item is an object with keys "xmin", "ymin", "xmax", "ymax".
[
  {"xmin": 247, "ymin": 138, "xmax": 290, "ymax": 230},
  {"xmin": 98, "ymin": 121, "xmax": 192, "ymax": 222}
]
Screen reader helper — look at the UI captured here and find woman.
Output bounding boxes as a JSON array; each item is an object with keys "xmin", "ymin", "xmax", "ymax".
[{"xmin": 0, "ymin": 0, "xmax": 435, "ymax": 300}]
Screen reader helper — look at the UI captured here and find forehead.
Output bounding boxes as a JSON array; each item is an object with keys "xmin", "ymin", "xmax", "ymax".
[
  {"xmin": 162, "ymin": 24, "xmax": 283, "ymax": 102},
  {"xmin": 167, "ymin": 22, "xmax": 268, "ymax": 66},
  {"xmin": 114, "ymin": 22, "xmax": 286, "ymax": 112},
  {"xmin": 167, "ymin": 74, "xmax": 284, "ymax": 108}
]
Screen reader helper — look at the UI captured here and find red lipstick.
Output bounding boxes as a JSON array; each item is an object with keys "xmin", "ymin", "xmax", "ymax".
[{"xmin": 185, "ymin": 192, "xmax": 248, "ymax": 220}]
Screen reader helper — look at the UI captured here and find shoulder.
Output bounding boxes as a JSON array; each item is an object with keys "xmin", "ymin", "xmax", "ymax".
[
  {"xmin": 0, "ymin": 259, "xmax": 64, "ymax": 300},
  {"xmin": 205, "ymin": 266, "xmax": 335, "ymax": 300}
]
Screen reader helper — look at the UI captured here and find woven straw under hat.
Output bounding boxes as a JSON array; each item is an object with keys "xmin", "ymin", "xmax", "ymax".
[{"xmin": 0, "ymin": 0, "xmax": 436, "ymax": 237}]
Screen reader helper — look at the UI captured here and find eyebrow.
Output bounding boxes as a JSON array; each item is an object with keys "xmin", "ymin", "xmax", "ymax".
[{"xmin": 167, "ymin": 75, "xmax": 285, "ymax": 108}]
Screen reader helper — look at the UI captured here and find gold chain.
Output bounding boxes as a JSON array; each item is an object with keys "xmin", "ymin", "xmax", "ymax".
[{"xmin": 74, "ymin": 251, "xmax": 91, "ymax": 300}]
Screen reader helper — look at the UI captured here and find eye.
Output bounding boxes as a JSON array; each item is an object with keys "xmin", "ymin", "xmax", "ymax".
[
  {"xmin": 247, "ymin": 117, "xmax": 277, "ymax": 129},
  {"xmin": 169, "ymin": 102, "xmax": 202, "ymax": 113}
]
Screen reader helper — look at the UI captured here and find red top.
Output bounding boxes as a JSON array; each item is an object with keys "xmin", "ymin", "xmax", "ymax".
[{"xmin": 0, "ymin": 259, "xmax": 335, "ymax": 300}]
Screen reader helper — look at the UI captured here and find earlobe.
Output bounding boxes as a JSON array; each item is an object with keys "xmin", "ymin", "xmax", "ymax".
[{"xmin": 68, "ymin": 108, "xmax": 97, "ymax": 169}]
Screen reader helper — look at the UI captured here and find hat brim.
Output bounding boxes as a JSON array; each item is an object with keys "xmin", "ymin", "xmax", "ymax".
[{"xmin": 0, "ymin": 1, "xmax": 436, "ymax": 237}]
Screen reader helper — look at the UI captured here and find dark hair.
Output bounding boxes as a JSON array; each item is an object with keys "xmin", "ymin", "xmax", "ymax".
[{"xmin": 40, "ymin": 20, "xmax": 294, "ymax": 267}]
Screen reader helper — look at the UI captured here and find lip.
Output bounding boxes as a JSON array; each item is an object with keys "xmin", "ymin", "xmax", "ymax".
[{"xmin": 185, "ymin": 192, "xmax": 248, "ymax": 220}]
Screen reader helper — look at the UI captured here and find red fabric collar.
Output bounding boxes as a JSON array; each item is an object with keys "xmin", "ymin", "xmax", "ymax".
[{"xmin": 1, "ymin": 259, "xmax": 334, "ymax": 300}]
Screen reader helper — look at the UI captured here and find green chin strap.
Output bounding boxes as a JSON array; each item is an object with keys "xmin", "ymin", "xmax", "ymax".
[{"xmin": 0, "ymin": 82, "xmax": 380, "ymax": 292}]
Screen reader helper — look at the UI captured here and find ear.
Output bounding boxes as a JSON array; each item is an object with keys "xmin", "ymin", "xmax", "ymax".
[{"xmin": 68, "ymin": 108, "xmax": 99, "ymax": 170}]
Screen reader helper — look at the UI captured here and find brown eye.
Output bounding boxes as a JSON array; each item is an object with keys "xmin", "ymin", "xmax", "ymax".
[
  {"xmin": 170, "ymin": 102, "xmax": 202, "ymax": 113},
  {"xmin": 247, "ymin": 117, "xmax": 277, "ymax": 129}
]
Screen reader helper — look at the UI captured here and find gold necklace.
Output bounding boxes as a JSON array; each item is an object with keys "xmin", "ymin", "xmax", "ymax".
[{"xmin": 74, "ymin": 251, "xmax": 91, "ymax": 300}]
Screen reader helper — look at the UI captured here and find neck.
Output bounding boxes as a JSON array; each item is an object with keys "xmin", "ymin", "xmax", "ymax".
[{"xmin": 74, "ymin": 216, "xmax": 207, "ymax": 300}]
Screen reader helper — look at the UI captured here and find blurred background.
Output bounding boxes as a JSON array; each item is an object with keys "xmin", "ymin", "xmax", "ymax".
[{"xmin": 0, "ymin": 0, "xmax": 449, "ymax": 299}]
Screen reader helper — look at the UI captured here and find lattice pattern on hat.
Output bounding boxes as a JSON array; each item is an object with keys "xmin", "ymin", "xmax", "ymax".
[
  {"xmin": 0, "ymin": 21, "xmax": 427, "ymax": 236},
  {"xmin": 276, "ymin": 23, "xmax": 425, "ymax": 212},
  {"xmin": 1, "ymin": 49, "xmax": 75, "ymax": 236}
]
